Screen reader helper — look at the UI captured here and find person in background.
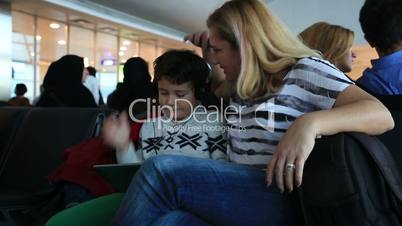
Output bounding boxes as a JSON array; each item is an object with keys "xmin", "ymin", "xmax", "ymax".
[
  {"xmin": 299, "ymin": 21, "xmax": 356, "ymax": 73},
  {"xmin": 356, "ymin": 0, "xmax": 402, "ymax": 95},
  {"xmin": 110, "ymin": 0, "xmax": 393, "ymax": 225},
  {"xmin": 8, "ymin": 83, "xmax": 30, "ymax": 106},
  {"xmin": 107, "ymin": 57, "xmax": 156, "ymax": 116},
  {"xmin": 36, "ymin": 55, "xmax": 97, "ymax": 108},
  {"xmin": 83, "ymin": 66, "xmax": 101, "ymax": 105}
]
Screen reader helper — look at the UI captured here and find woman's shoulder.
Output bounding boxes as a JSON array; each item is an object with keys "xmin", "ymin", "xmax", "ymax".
[
  {"xmin": 296, "ymin": 57, "xmax": 340, "ymax": 73},
  {"xmin": 288, "ymin": 57, "xmax": 354, "ymax": 84}
]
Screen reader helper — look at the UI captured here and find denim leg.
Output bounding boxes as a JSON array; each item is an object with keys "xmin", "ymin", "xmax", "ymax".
[
  {"xmin": 152, "ymin": 210, "xmax": 210, "ymax": 226},
  {"xmin": 62, "ymin": 182, "xmax": 95, "ymax": 208},
  {"xmin": 110, "ymin": 155, "xmax": 300, "ymax": 226}
]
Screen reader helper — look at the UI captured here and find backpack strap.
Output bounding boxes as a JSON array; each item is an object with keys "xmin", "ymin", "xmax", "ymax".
[{"xmin": 350, "ymin": 132, "xmax": 402, "ymax": 203}]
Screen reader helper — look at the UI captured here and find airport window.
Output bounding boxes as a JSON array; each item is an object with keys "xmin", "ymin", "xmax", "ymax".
[
  {"xmin": 36, "ymin": 17, "xmax": 68, "ymax": 100},
  {"xmin": 118, "ymin": 39, "xmax": 139, "ymax": 82},
  {"xmin": 139, "ymin": 41, "xmax": 157, "ymax": 77},
  {"xmin": 10, "ymin": 11, "xmax": 196, "ymax": 102},
  {"xmin": 11, "ymin": 12, "xmax": 35, "ymax": 103},
  {"xmin": 69, "ymin": 26, "xmax": 95, "ymax": 68},
  {"xmin": 96, "ymin": 32, "xmax": 118, "ymax": 99},
  {"xmin": 37, "ymin": 18, "xmax": 68, "ymax": 66}
]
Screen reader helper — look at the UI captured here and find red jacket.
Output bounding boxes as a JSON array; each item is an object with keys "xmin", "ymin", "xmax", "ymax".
[{"xmin": 48, "ymin": 122, "xmax": 143, "ymax": 196}]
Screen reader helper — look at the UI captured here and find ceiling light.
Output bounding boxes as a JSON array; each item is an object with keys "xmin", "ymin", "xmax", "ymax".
[
  {"xmin": 118, "ymin": 51, "xmax": 124, "ymax": 56},
  {"xmin": 127, "ymin": 33, "xmax": 138, "ymax": 39},
  {"xmin": 30, "ymin": 52, "xmax": 35, "ymax": 57},
  {"xmin": 49, "ymin": 23, "xmax": 60, "ymax": 29},
  {"xmin": 70, "ymin": 19, "xmax": 91, "ymax": 25},
  {"xmin": 121, "ymin": 59, "xmax": 127, "ymax": 63},
  {"xmin": 57, "ymin": 40, "xmax": 66, "ymax": 45},
  {"xmin": 120, "ymin": 46, "xmax": 127, "ymax": 51},
  {"xmin": 123, "ymin": 40, "xmax": 131, "ymax": 46},
  {"xmin": 99, "ymin": 27, "xmax": 117, "ymax": 33},
  {"xmin": 36, "ymin": 35, "xmax": 42, "ymax": 41}
]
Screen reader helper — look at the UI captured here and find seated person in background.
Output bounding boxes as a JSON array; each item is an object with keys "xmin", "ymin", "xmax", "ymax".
[
  {"xmin": 356, "ymin": 0, "xmax": 402, "ymax": 95},
  {"xmin": 103, "ymin": 49, "xmax": 227, "ymax": 164},
  {"xmin": 8, "ymin": 83, "xmax": 31, "ymax": 106},
  {"xmin": 83, "ymin": 66, "xmax": 101, "ymax": 105},
  {"xmin": 299, "ymin": 21, "xmax": 356, "ymax": 73},
  {"xmin": 107, "ymin": 57, "xmax": 156, "ymax": 114},
  {"xmin": 36, "ymin": 55, "xmax": 97, "ymax": 108}
]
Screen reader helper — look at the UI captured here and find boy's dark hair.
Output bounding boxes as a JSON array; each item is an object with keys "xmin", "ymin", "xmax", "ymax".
[
  {"xmin": 359, "ymin": 0, "xmax": 402, "ymax": 53},
  {"xmin": 15, "ymin": 83, "xmax": 27, "ymax": 96},
  {"xmin": 86, "ymin": 66, "xmax": 97, "ymax": 77},
  {"xmin": 153, "ymin": 49, "xmax": 209, "ymax": 100}
]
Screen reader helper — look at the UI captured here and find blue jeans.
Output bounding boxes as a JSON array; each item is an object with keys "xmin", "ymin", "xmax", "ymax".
[{"xmin": 110, "ymin": 155, "xmax": 302, "ymax": 226}]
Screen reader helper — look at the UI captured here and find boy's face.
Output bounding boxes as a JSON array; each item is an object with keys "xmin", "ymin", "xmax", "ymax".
[{"xmin": 158, "ymin": 78, "xmax": 198, "ymax": 121}]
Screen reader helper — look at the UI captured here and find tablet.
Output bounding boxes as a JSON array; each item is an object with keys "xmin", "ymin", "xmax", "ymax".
[{"xmin": 93, "ymin": 163, "xmax": 142, "ymax": 192}]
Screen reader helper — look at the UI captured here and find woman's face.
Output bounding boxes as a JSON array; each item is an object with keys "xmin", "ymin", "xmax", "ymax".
[
  {"xmin": 335, "ymin": 48, "xmax": 356, "ymax": 73},
  {"xmin": 208, "ymin": 28, "xmax": 241, "ymax": 82}
]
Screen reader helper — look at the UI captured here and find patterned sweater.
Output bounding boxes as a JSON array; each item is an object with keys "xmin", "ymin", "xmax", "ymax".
[{"xmin": 116, "ymin": 109, "xmax": 227, "ymax": 163}]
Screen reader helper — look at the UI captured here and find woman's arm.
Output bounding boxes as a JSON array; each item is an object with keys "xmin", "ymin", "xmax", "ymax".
[
  {"xmin": 266, "ymin": 85, "xmax": 394, "ymax": 193},
  {"xmin": 312, "ymin": 85, "xmax": 394, "ymax": 136}
]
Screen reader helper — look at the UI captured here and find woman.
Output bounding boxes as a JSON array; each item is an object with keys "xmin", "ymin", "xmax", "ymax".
[
  {"xmin": 111, "ymin": 0, "xmax": 393, "ymax": 225},
  {"xmin": 107, "ymin": 57, "xmax": 156, "ymax": 114},
  {"xmin": 299, "ymin": 22, "xmax": 356, "ymax": 73},
  {"xmin": 36, "ymin": 55, "xmax": 97, "ymax": 108}
]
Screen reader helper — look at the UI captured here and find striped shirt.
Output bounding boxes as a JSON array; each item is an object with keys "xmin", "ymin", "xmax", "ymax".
[{"xmin": 227, "ymin": 57, "xmax": 354, "ymax": 165}]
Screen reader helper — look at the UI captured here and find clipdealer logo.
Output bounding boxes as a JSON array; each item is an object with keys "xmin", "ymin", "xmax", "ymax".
[{"xmin": 128, "ymin": 98, "xmax": 275, "ymax": 132}]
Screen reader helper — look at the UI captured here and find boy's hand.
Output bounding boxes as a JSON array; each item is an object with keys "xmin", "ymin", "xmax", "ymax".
[{"xmin": 102, "ymin": 112, "xmax": 130, "ymax": 151}]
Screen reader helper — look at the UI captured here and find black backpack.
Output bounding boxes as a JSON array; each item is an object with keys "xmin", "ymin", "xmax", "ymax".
[{"xmin": 299, "ymin": 132, "xmax": 402, "ymax": 226}]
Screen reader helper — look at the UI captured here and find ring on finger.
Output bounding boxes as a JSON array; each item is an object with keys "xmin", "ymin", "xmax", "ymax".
[{"xmin": 286, "ymin": 163, "xmax": 296, "ymax": 171}]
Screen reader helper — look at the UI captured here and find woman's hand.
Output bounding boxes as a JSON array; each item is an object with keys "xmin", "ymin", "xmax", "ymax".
[
  {"xmin": 102, "ymin": 112, "xmax": 130, "ymax": 151},
  {"xmin": 184, "ymin": 31, "xmax": 211, "ymax": 61},
  {"xmin": 184, "ymin": 31, "xmax": 209, "ymax": 49},
  {"xmin": 266, "ymin": 114, "xmax": 318, "ymax": 193}
]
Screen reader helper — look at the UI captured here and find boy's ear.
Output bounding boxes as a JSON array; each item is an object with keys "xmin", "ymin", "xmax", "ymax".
[{"xmin": 364, "ymin": 34, "xmax": 375, "ymax": 48}]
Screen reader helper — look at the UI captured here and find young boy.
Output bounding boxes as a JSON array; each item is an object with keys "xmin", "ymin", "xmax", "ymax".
[
  {"xmin": 356, "ymin": 0, "xmax": 402, "ymax": 95},
  {"xmin": 103, "ymin": 50, "xmax": 227, "ymax": 163}
]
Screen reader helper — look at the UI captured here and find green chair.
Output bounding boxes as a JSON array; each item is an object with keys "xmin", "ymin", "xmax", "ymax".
[{"xmin": 45, "ymin": 193, "xmax": 124, "ymax": 226}]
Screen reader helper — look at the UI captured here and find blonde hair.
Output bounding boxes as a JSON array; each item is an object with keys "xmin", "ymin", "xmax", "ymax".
[
  {"xmin": 207, "ymin": 0, "xmax": 320, "ymax": 100},
  {"xmin": 299, "ymin": 22, "xmax": 355, "ymax": 64}
]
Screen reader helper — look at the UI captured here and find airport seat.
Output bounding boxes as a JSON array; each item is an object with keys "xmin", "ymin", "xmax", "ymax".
[
  {"xmin": 0, "ymin": 101, "xmax": 11, "ymax": 107},
  {"xmin": 375, "ymin": 94, "xmax": 402, "ymax": 111},
  {"xmin": 0, "ymin": 107, "xmax": 104, "ymax": 226},
  {"xmin": 0, "ymin": 107, "xmax": 30, "ymax": 172},
  {"xmin": 375, "ymin": 95, "xmax": 402, "ymax": 174},
  {"xmin": 378, "ymin": 110, "xmax": 402, "ymax": 174}
]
